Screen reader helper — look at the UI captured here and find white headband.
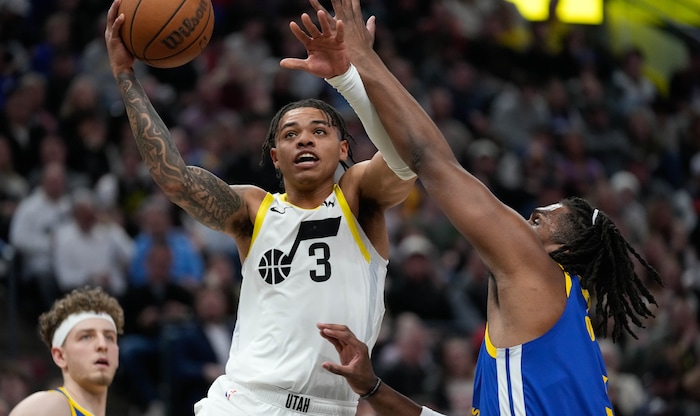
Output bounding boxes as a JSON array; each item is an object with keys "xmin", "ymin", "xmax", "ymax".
[
  {"xmin": 52, "ymin": 312, "xmax": 117, "ymax": 347},
  {"xmin": 592, "ymin": 209, "xmax": 600, "ymax": 225}
]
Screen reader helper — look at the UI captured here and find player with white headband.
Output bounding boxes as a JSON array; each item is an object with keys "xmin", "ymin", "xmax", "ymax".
[{"xmin": 9, "ymin": 286, "xmax": 124, "ymax": 416}]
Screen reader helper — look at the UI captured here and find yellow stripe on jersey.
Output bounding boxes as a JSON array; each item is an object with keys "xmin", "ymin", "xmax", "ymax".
[
  {"xmin": 249, "ymin": 193, "xmax": 275, "ymax": 258},
  {"xmin": 484, "ymin": 323, "xmax": 497, "ymax": 359},
  {"xmin": 333, "ymin": 184, "xmax": 370, "ymax": 263},
  {"xmin": 55, "ymin": 386, "xmax": 93, "ymax": 416}
]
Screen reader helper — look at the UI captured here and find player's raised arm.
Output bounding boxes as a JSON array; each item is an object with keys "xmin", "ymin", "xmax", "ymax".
[
  {"xmin": 313, "ymin": 0, "xmax": 547, "ymax": 277},
  {"xmin": 105, "ymin": 0, "xmax": 249, "ymax": 236},
  {"xmin": 281, "ymin": 10, "xmax": 416, "ymax": 216}
]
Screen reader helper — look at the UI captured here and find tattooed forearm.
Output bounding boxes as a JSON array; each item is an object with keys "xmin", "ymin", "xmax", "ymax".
[
  {"xmin": 116, "ymin": 73, "xmax": 242, "ymax": 231},
  {"xmin": 179, "ymin": 166, "xmax": 243, "ymax": 231}
]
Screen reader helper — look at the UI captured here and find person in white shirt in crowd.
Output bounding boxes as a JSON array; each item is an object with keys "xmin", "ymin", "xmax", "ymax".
[
  {"xmin": 9, "ymin": 161, "xmax": 71, "ymax": 318},
  {"xmin": 52, "ymin": 188, "xmax": 134, "ymax": 296}
]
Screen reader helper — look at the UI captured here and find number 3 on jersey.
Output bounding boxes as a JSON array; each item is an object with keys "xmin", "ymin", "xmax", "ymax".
[{"xmin": 257, "ymin": 217, "xmax": 341, "ymax": 285}]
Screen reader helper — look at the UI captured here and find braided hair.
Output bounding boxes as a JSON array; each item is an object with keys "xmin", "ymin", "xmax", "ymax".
[
  {"xmin": 549, "ymin": 197, "xmax": 663, "ymax": 341},
  {"xmin": 260, "ymin": 98, "xmax": 356, "ymax": 190}
]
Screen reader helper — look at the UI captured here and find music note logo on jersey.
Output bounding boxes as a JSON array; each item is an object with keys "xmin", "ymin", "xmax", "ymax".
[{"xmin": 257, "ymin": 217, "xmax": 341, "ymax": 284}]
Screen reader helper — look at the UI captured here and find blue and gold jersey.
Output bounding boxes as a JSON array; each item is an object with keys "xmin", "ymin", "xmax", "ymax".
[
  {"xmin": 54, "ymin": 386, "xmax": 93, "ymax": 416},
  {"xmin": 471, "ymin": 270, "xmax": 614, "ymax": 415}
]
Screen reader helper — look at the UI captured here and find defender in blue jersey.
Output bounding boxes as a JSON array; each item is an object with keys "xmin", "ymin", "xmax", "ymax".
[
  {"xmin": 9, "ymin": 287, "xmax": 124, "ymax": 416},
  {"xmin": 284, "ymin": 1, "xmax": 664, "ymax": 416}
]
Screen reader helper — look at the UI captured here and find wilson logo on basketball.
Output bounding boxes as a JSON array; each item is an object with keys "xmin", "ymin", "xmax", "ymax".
[{"xmin": 160, "ymin": 0, "xmax": 209, "ymax": 50}]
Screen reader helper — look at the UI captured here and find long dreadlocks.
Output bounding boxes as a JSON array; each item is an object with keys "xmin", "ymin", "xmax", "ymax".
[{"xmin": 549, "ymin": 197, "xmax": 663, "ymax": 341}]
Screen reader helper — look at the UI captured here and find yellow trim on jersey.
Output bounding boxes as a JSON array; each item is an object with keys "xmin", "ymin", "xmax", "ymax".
[
  {"xmin": 56, "ymin": 386, "xmax": 94, "ymax": 416},
  {"xmin": 559, "ymin": 265, "xmax": 590, "ymax": 307},
  {"xmin": 333, "ymin": 184, "xmax": 370, "ymax": 262},
  {"xmin": 484, "ymin": 323, "xmax": 497, "ymax": 358},
  {"xmin": 484, "ymin": 267, "xmax": 575, "ymax": 359},
  {"xmin": 250, "ymin": 193, "xmax": 275, "ymax": 255}
]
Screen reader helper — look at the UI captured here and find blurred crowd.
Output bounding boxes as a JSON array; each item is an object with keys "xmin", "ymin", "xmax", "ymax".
[{"xmin": 0, "ymin": 0, "xmax": 699, "ymax": 415}]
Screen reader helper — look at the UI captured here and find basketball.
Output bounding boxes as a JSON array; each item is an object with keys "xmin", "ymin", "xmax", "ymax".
[{"xmin": 118, "ymin": 0, "xmax": 214, "ymax": 68}]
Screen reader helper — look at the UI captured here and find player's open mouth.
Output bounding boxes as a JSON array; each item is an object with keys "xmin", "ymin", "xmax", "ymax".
[{"xmin": 295, "ymin": 152, "xmax": 319, "ymax": 166}]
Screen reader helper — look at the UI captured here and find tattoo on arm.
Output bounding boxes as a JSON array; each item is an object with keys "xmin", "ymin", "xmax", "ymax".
[{"xmin": 117, "ymin": 73, "xmax": 243, "ymax": 231}]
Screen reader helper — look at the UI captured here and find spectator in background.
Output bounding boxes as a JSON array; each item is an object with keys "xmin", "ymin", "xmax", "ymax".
[
  {"xmin": 52, "ymin": 188, "xmax": 133, "ymax": 296},
  {"xmin": 0, "ymin": 363, "xmax": 31, "ymax": 412},
  {"xmin": 9, "ymin": 161, "xmax": 71, "ymax": 319},
  {"xmin": 556, "ymin": 129, "xmax": 606, "ymax": 197},
  {"xmin": 0, "ymin": 80, "xmax": 46, "ymax": 176},
  {"xmin": 428, "ymin": 335, "xmax": 476, "ymax": 415},
  {"xmin": 609, "ymin": 170, "xmax": 648, "ymax": 244},
  {"xmin": 69, "ymin": 112, "xmax": 115, "ymax": 186},
  {"xmin": 94, "ymin": 140, "xmax": 154, "ymax": 237},
  {"xmin": 426, "ymin": 85, "xmax": 473, "ymax": 164},
  {"xmin": 581, "ymin": 100, "xmax": 631, "ymax": 175},
  {"xmin": 0, "ymin": 134, "xmax": 29, "ymax": 240},
  {"xmin": 128, "ymin": 196, "xmax": 204, "ymax": 289},
  {"xmin": 669, "ymin": 47, "xmax": 700, "ymax": 113},
  {"xmin": 27, "ymin": 132, "xmax": 90, "ymax": 191},
  {"xmin": 169, "ymin": 286, "xmax": 235, "ymax": 416},
  {"xmin": 489, "ymin": 72, "xmax": 549, "ymax": 154},
  {"xmin": 598, "ymin": 339, "xmax": 646, "ymax": 416},
  {"xmin": 118, "ymin": 240, "xmax": 194, "ymax": 416},
  {"xmin": 387, "ymin": 234, "xmax": 456, "ymax": 327},
  {"xmin": 611, "ymin": 47, "xmax": 657, "ymax": 117},
  {"xmin": 376, "ymin": 313, "xmax": 437, "ymax": 405}
]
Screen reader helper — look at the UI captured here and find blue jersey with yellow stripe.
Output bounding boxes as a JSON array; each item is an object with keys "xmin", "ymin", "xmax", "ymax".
[
  {"xmin": 54, "ymin": 386, "xmax": 94, "ymax": 416},
  {"xmin": 471, "ymin": 270, "xmax": 614, "ymax": 415}
]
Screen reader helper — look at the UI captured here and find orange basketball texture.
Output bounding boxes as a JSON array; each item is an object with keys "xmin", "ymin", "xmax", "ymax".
[{"xmin": 118, "ymin": 0, "xmax": 214, "ymax": 68}]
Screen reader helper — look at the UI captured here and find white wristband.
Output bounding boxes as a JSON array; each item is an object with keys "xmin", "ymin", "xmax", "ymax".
[{"xmin": 326, "ymin": 65, "xmax": 416, "ymax": 180}]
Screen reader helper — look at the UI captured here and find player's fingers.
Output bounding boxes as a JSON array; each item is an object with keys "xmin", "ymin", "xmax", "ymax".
[
  {"xmin": 318, "ymin": 326, "xmax": 348, "ymax": 350},
  {"xmin": 310, "ymin": 0, "xmax": 332, "ymax": 18},
  {"xmin": 317, "ymin": 323, "xmax": 353, "ymax": 334},
  {"xmin": 107, "ymin": 0, "xmax": 120, "ymax": 23},
  {"xmin": 317, "ymin": 10, "xmax": 333, "ymax": 35},
  {"xmin": 301, "ymin": 13, "xmax": 322, "ymax": 38},
  {"xmin": 279, "ymin": 57, "xmax": 307, "ymax": 71},
  {"xmin": 319, "ymin": 325, "xmax": 364, "ymax": 349},
  {"xmin": 336, "ymin": 19, "xmax": 344, "ymax": 43},
  {"xmin": 288, "ymin": 21, "xmax": 311, "ymax": 44},
  {"xmin": 366, "ymin": 15, "xmax": 376, "ymax": 42},
  {"xmin": 329, "ymin": 0, "xmax": 344, "ymax": 20},
  {"xmin": 321, "ymin": 361, "xmax": 349, "ymax": 377},
  {"xmin": 350, "ymin": 0, "xmax": 363, "ymax": 21}
]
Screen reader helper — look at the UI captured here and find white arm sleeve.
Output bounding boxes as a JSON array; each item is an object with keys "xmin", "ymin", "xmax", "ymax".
[
  {"xmin": 420, "ymin": 406, "xmax": 446, "ymax": 416},
  {"xmin": 326, "ymin": 65, "xmax": 416, "ymax": 180}
]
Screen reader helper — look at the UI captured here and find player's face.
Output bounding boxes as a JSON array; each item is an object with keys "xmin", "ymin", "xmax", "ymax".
[
  {"xmin": 528, "ymin": 203, "xmax": 569, "ymax": 253},
  {"xmin": 270, "ymin": 107, "xmax": 348, "ymax": 188},
  {"xmin": 59, "ymin": 318, "xmax": 119, "ymax": 389}
]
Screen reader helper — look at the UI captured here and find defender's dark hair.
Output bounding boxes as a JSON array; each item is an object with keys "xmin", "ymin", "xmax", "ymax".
[
  {"xmin": 549, "ymin": 196, "xmax": 663, "ymax": 341},
  {"xmin": 260, "ymin": 98, "xmax": 355, "ymax": 189}
]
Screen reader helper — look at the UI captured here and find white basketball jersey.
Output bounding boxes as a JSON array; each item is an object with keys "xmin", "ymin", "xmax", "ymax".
[{"xmin": 227, "ymin": 184, "xmax": 388, "ymax": 401}]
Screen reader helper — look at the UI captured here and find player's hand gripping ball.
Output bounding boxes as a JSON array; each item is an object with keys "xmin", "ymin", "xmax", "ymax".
[{"xmin": 118, "ymin": 0, "xmax": 214, "ymax": 68}]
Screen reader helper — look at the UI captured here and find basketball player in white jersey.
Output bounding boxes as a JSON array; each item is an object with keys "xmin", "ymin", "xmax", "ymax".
[{"xmin": 104, "ymin": 1, "xmax": 417, "ymax": 415}]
